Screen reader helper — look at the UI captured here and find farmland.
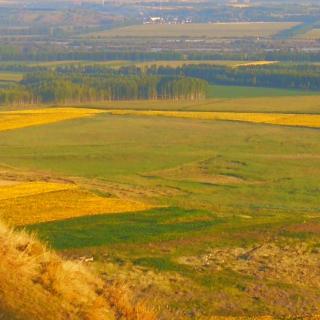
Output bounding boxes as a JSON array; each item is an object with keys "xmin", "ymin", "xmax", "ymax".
[
  {"xmin": 104, "ymin": 110, "xmax": 320, "ymax": 128},
  {"xmin": 1, "ymin": 0, "xmax": 320, "ymax": 318},
  {"xmin": 207, "ymin": 85, "xmax": 317, "ymax": 99},
  {"xmin": 86, "ymin": 22, "xmax": 299, "ymax": 39},
  {"xmin": 135, "ymin": 61, "xmax": 279, "ymax": 69},
  {"xmin": 296, "ymin": 28, "xmax": 320, "ymax": 40},
  {"xmin": 77, "ymin": 95, "xmax": 320, "ymax": 114},
  {"xmin": 0, "ymin": 103, "xmax": 317, "ymax": 317},
  {"xmin": 0, "ymin": 108, "xmax": 104, "ymax": 132},
  {"xmin": 0, "ymin": 181, "xmax": 153, "ymax": 226},
  {"xmin": 0, "ymin": 72, "xmax": 23, "ymax": 82}
]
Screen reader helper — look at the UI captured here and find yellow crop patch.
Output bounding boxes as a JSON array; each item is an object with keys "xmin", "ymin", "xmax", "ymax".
[
  {"xmin": 0, "ymin": 182, "xmax": 77, "ymax": 200},
  {"xmin": 106, "ymin": 110, "xmax": 320, "ymax": 128},
  {"xmin": 0, "ymin": 107, "xmax": 104, "ymax": 132},
  {"xmin": 233, "ymin": 61, "xmax": 278, "ymax": 68},
  {"xmin": 0, "ymin": 182, "xmax": 153, "ymax": 226}
]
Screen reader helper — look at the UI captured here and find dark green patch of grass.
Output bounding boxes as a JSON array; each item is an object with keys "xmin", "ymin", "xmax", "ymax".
[
  {"xmin": 26, "ymin": 208, "xmax": 221, "ymax": 250},
  {"xmin": 278, "ymin": 230, "xmax": 313, "ymax": 240},
  {"xmin": 134, "ymin": 256, "xmax": 185, "ymax": 272}
]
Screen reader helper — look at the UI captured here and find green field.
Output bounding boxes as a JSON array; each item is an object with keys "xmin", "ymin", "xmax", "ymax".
[
  {"xmin": 1, "ymin": 97, "xmax": 320, "ymax": 317},
  {"xmin": 207, "ymin": 85, "xmax": 319, "ymax": 99},
  {"xmin": 73, "ymin": 94, "xmax": 320, "ymax": 114},
  {"xmin": 86, "ymin": 22, "xmax": 299, "ymax": 39}
]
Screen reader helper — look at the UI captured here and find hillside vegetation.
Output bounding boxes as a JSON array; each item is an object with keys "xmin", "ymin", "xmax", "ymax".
[
  {"xmin": 0, "ymin": 221, "xmax": 113, "ymax": 320},
  {"xmin": 0, "ymin": 101, "xmax": 320, "ymax": 318},
  {"xmin": 0, "ymin": 221, "xmax": 156, "ymax": 320}
]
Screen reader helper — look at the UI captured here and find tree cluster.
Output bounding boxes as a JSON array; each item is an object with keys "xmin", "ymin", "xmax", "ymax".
[{"xmin": 0, "ymin": 73, "xmax": 208, "ymax": 105}]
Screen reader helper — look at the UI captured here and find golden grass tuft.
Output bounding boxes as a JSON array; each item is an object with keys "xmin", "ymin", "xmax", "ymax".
[
  {"xmin": 106, "ymin": 110, "xmax": 320, "ymax": 129},
  {"xmin": 0, "ymin": 182, "xmax": 154, "ymax": 226},
  {"xmin": 0, "ymin": 221, "xmax": 114, "ymax": 320},
  {"xmin": 0, "ymin": 221, "xmax": 157, "ymax": 320},
  {"xmin": 0, "ymin": 108, "xmax": 104, "ymax": 132},
  {"xmin": 104, "ymin": 283, "xmax": 157, "ymax": 320}
]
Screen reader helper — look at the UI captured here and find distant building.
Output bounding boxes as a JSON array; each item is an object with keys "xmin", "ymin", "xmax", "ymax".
[
  {"xmin": 144, "ymin": 16, "xmax": 192, "ymax": 25},
  {"xmin": 145, "ymin": 17, "xmax": 163, "ymax": 24},
  {"xmin": 229, "ymin": 0, "xmax": 251, "ymax": 8}
]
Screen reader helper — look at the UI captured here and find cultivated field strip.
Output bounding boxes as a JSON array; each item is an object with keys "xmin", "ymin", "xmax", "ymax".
[
  {"xmin": 0, "ymin": 181, "xmax": 77, "ymax": 200},
  {"xmin": 0, "ymin": 181, "xmax": 154, "ymax": 225},
  {"xmin": 106, "ymin": 110, "xmax": 320, "ymax": 128},
  {"xmin": 0, "ymin": 107, "xmax": 104, "ymax": 132},
  {"xmin": 88, "ymin": 22, "xmax": 299, "ymax": 39}
]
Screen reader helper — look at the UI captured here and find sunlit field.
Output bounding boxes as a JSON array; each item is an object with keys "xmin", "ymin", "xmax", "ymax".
[
  {"xmin": 0, "ymin": 72, "xmax": 23, "ymax": 82},
  {"xmin": 105, "ymin": 109, "xmax": 320, "ymax": 128},
  {"xmin": 0, "ymin": 108, "xmax": 104, "ymax": 132},
  {"xmin": 0, "ymin": 96, "xmax": 319, "ymax": 317},
  {"xmin": 0, "ymin": 181, "xmax": 153, "ymax": 226},
  {"xmin": 86, "ymin": 22, "xmax": 299, "ymax": 39}
]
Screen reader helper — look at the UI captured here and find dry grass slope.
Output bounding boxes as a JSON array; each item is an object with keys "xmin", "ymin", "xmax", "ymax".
[
  {"xmin": 0, "ymin": 108, "xmax": 104, "ymax": 132},
  {"xmin": 106, "ymin": 110, "xmax": 320, "ymax": 128},
  {"xmin": 0, "ymin": 221, "xmax": 157, "ymax": 320},
  {"xmin": 0, "ymin": 182, "xmax": 154, "ymax": 226},
  {"xmin": 0, "ymin": 221, "xmax": 114, "ymax": 320}
]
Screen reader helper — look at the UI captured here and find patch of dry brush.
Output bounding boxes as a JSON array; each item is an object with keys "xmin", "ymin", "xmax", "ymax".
[{"xmin": 0, "ymin": 221, "xmax": 156, "ymax": 320}]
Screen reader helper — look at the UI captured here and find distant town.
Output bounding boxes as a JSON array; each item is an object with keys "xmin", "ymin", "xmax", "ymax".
[{"xmin": 143, "ymin": 16, "xmax": 193, "ymax": 25}]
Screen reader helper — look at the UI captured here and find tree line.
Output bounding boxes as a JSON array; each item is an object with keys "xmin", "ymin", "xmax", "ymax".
[
  {"xmin": 155, "ymin": 64, "xmax": 320, "ymax": 91},
  {"xmin": 52, "ymin": 63, "xmax": 320, "ymax": 91},
  {"xmin": 1, "ymin": 45, "xmax": 320, "ymax": 63},
  {"xmin": 0, "ymin": 73, "xmax": 208, "ymax": 105}
]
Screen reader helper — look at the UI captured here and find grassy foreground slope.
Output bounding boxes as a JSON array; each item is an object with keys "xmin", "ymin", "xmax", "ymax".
[
  {"xmin": 0, "ymin": 221, "xmax": 113, "ymax": 320},
  {"xmin": 0, "ymin": 100, "xmax": 319, "ymax": 318},
  {"xmin": 0, "ymin": 220, "xmax": 156, "ymax": 320}
]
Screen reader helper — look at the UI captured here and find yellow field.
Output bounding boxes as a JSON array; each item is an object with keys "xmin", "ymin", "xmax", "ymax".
[
  {"xmin": 0, "ymin": 72, "xmax": 23, "ymax": 82},
  {"xmin": 0, "ymin": 107, "xmax": 104, "ymax": 132},
  {"xmin": 0, "ymin": 181, "xmax": 153, "ymax": 226},
  {"xmin": 134, "ymin": 60, "xmax": 278, "ymax": 69},
  {"xmin": 106, "ymin": 110, "xmax": 320, "ymax": 128},
  {"xmin": 87, "ymin": 22, "xmax": 299, "ymax": 39},
  {"xmin": 232, "ymin": 61, "xmax": 278, "ymax": 68},
  {"xmin": 296, "ymin": 28, "xmax": 320, "ymax": 40},
  {"xmin": 0, "ymin": 181, "xmax": 77, "ymax": 200}
]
